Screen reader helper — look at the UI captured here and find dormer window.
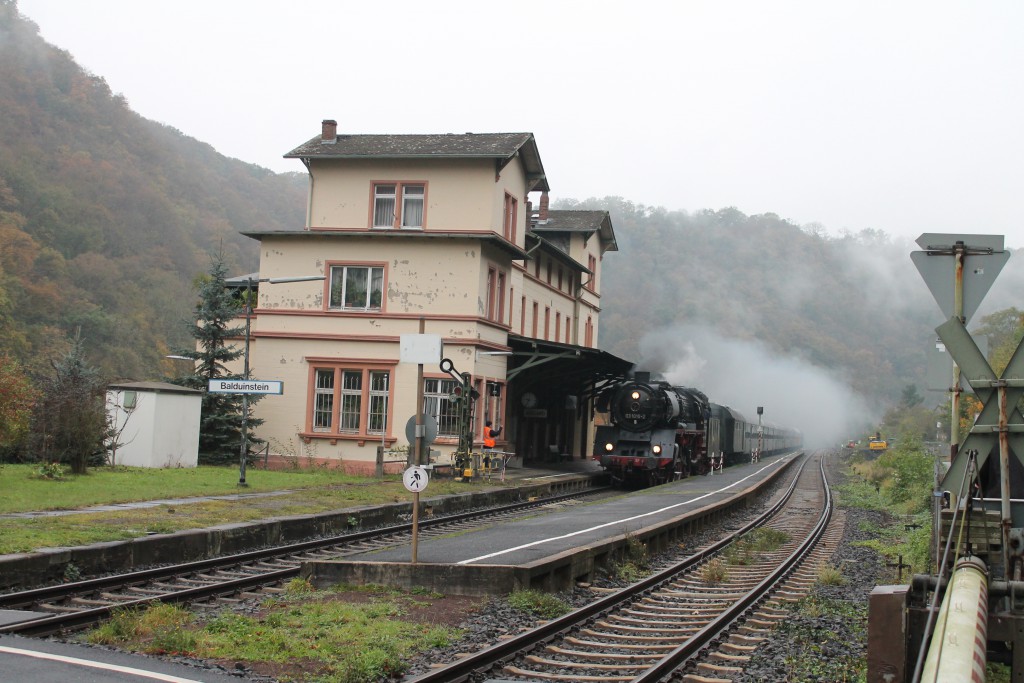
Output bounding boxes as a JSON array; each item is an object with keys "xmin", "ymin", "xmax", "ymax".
[{"xmin": 372, "ymin": 182, "xmax": 425, "ymax": 229}]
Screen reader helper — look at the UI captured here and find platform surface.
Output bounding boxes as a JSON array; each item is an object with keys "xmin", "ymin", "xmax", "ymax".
[
  {"xmin": 0, "ymin": 634, "xmax": 240, "ymax": 682},
  {"xmin": 349, "ymin": 454, "xmax": 798, "ymax": 566}
]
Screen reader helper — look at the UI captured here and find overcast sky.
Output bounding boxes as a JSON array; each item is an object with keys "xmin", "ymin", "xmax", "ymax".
[{"xmin": 15, "ymin": 0, "xmax": 1024, "ymax": 247}]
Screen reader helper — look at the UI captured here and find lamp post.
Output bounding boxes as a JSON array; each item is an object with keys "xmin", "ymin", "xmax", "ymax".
[
  {"xmin": 237, "ymin": 275, "xmax": 324, "ymax": 486},
  {"xmin": 756, "ymin": 406, "xmax": 763, "ymax": 461}
]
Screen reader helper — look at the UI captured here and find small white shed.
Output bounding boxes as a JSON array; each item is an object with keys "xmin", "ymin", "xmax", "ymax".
[{"xmin": 106, "ymin": 381, "xmax": 203, "ymax": 468}]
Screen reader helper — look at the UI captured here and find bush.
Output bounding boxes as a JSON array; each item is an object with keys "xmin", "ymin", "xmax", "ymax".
[
  {"xmin": 878, "ymin": 435, "xmax": 934, "ymax": 513},
  {"xmin": 507, "ymin": 590, "xmax": 571, "ymax": 619}
]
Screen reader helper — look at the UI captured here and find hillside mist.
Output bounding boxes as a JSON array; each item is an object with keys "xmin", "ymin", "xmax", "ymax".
[
  {"xmin": 3, "ymin": 1, "xmax": 1014, "ymax": 442},
  {"xmin": 569, "ymin": 198, "xmax": 1023, "ymax": 443}
]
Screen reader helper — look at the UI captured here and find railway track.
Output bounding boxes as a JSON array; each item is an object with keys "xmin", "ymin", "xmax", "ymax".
[
  {"xmin": 406, "ymin": 451, "xmax": 833, "ymax": 683},
  {"xmin": 0, "ymin": 487, "xmax": 610, "ymax": 637}
]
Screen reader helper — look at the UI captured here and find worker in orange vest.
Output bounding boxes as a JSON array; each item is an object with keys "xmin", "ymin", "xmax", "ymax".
[
  {"xmin": 483, "ymin": 420, "xmax": 502, "ymax": 480},
  {"xmin": 483, "ymin": 420, "xmax": 502, "ymax": 449}
]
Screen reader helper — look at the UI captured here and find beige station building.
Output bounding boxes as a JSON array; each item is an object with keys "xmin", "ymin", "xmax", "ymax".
[{"xmin": 233, "ymin": 120, "xmax": 631, "ymax": 475}]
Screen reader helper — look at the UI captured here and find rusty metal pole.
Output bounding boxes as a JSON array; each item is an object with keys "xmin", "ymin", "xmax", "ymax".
[
  {"xmin": 411, "ymin": 317, "xmax": 426, "ymax": 565},
  {"xmin": 950, "ymin": 242, "xmax": 965, "ymax": 463},
  {"xmin": 415, "ymin": 317, "xmax": 426, "ymax": 468},
  {"xmin": 998, "ymin": 381, "xmax": 1011, "ymax": 578}
]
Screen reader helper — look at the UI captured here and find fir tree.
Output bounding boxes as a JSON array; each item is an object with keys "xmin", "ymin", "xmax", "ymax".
[
  {"xmin": 170, "ymin": 254, "xmax": 261, "ymax": 465},
  {"xmin": 30, "ymin": 334, "xmax": 106, "ymax": 474}
]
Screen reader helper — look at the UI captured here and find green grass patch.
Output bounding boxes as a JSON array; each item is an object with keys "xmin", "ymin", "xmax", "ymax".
[
  {"xmin": 846, "ymin": 507, "xmax": 932, "ymax": 577},
  {"xmin": 699, "ymin": 557, "xmax": 729, "ymax": 584},
  {"xmin": 85, "ymin": 588, "xmax": 462, "ymax": 683},
  {"xmin": 0, "ymin": 464, "xmax": 379, "ymax": 514},
  {"xmin": 817, "ymin": 564, "xmax": 845, "ymax": 586},
  {"xmin": 506, "ymin": 589, "xmax": 572, "ymax": 619},
  {"xmin": 776, "ymin": 595, "xmax": 866, "ymax": 681},
  {"xmin": 0, "ymin": 464, "xmax": 525, "ymax": 554},
  {"xmin": 607, "ymin": 534, "xmax": 651, "ymax": 583},
  {"xmin": 725, "ymin": 526, "xmax": 790, "ymax": 566}
]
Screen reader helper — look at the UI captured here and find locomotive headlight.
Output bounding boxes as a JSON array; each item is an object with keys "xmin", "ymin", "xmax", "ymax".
[
  {"xmin": 604, "ymin": 442, "xmax": 615, "ymax": 452},
  {"xmin": 630, "ymin": 391, "xmax": 641, "ymax": 400},
  {"xmin": 652, "ymin": 444, "xmax": 662, "ymax": 455}
]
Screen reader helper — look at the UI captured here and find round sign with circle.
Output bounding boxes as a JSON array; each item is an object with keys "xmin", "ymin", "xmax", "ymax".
[{"xmin": 403, "ymin": 465, "xmax": 429, "ymax": 493}]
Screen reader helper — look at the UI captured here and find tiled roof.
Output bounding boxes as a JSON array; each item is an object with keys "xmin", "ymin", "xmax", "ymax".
[
  {"xmin": 284, "ymin": 131, "xmax": 549, "ymax": 192},
  {"xmin": 533, "ymin": 210, "xmax": 618, "ymax": 252},
  {"xmin": 287, "ymin": 132, "xmax": 532, "ymax": 159},
  {"xmin": 533, "ymin": 210, "xmax": 609, "ymax": 232}
]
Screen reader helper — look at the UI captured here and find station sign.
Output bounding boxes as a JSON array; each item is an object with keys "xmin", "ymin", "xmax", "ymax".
[{"xmin": 208, "ymin": 379, "xmax": 283, "ymax": 395}]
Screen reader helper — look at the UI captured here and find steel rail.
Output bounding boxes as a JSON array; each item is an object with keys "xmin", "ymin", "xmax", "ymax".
[
  {"xmin": 634, "ymin": 455, "xmax": 831, "ymax": 682},
  {"xmin": 0, "ymin": 486, "xmax": 610, "ymax": 635},
  {"xmin": 404, "ymin": 453, "xmax": 815, "ymax": 683}
]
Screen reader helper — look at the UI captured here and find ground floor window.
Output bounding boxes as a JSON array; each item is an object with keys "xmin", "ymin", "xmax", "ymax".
[
  {"xmin": 308, "ymin": 365, "xmax": 391, "ymax": 437},
  {"xmin": 423, "ymin": 377, "xmax": 460, "ymax": 437}
]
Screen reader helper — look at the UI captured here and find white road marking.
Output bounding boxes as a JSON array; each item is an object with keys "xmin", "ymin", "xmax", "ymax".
[
  {"xmin": 0, "ymin": 645, "xmax": 206, "ymax": 682},
  {"xmin": 458, "ymin": 458, "xmax": 788, "ymax": 564}
]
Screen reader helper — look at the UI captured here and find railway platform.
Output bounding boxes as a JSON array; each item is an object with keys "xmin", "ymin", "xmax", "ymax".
[
  {"xmin": 0, "ymin": 633, "xmax": 241, "ymax": 682},
  {"xmin": 302, "ymin": 451, "xmax": 803, "ymax": 596}
]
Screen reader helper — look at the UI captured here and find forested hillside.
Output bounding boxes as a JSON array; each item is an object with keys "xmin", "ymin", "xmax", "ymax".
[
  {"xmin": 3, "ymin": 0, "xmax": 1013, "ymax": 429},
  {"xmin": 0, "ymin": 2, "xmax": 305, "ymax": 379}
]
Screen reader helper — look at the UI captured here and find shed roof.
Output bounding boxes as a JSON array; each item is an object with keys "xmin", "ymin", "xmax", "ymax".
[
  {"xmin": 532, "ymin": 210, "xmax": 618, "ymax": 252},
  {"xmin": 108, "ymin": 381, "xmax": 203, "ymax": 395}
]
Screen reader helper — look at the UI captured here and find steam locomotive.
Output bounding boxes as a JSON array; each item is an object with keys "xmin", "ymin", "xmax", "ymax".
[{"xmin": 593, "ymin": 372, "xmax": 802, "ymax": 487}]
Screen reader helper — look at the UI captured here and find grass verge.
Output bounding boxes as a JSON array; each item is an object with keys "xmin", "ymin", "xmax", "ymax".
[
  {"xmin": 85, "ymin": 583, "xmax": 466, "ymax": 683},
  {"xmin": 0, "ymin": 464, "xmax": 519, "ymax": 554}
]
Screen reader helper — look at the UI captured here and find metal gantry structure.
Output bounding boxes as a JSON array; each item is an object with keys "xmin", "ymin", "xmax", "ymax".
[{"xmin": 888, "ymin": 233, "xmax": 1024, "ymax": 683}]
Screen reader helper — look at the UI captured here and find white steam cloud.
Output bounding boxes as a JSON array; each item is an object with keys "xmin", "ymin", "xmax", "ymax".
[{"xmin": 636, "ymin": 325, "xmax": 876, "ymax": 448}]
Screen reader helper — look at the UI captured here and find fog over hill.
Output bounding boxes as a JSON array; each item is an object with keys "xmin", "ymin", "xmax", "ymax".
[
  {"xmin": 572, "ymin": 197, "xmax": 1023, "ymax": 444},
  {"xmin": 2, "ymin": 2, "xmax": 1018, "ymax": 446}
]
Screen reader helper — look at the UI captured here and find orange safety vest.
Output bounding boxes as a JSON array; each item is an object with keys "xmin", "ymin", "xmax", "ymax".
[{"xmin": 484, "ymin": 425, "xmax": 496, "ymax": 448}]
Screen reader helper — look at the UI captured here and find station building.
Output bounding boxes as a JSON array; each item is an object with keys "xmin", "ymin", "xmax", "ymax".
[{"xmin": 234, "ymin": 120, "xmax": 630, "ymax": 474}]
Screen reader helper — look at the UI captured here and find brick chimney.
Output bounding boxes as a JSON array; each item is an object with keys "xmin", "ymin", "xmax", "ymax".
[
  {"xmin": 321, "ymin": 119, "xmax": 337, "ymax": 144},
  {"xmin": 539, "ymin": 191, "xmax": 549, "ymax": 220}
]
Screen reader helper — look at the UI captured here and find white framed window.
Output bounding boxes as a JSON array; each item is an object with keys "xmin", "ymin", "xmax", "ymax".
[
  {"xmin": 306, "ymin": 366, "xmax": 392, "ymax": 439},
  {"xmin": 372, "ymin": 182, "xmax": 425, "ymax": 229},
  {"xmin": 328, "ymin": 264, "xmax": 383, "ymax": 311},
  {"xmin": 339, "ymin": 370, "xmax": 362, "ymax": 432},
  {"xmin": 423, "ymin": 377, "xmax": 459, "ymax": 437},
  {"xmin": 368, "ymin": 371, "xmax": 389, "ymax": 435},
  {"xmin": 373, "ymin": 184, "xmax": 396, "ymax": 227},
  {"xmin": 401, "ymin": 185, "xmax": 424, "ymax": 228},
  {"xmin": 313, "ymin": 369, "xmax": 334, "ymax": 432}
]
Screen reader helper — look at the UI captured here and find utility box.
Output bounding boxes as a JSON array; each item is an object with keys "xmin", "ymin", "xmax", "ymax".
[
  {"xmin": 106, "ymin": 382, "xmax": 203, "ymax": 468},
  {"xmin": 868, "ymin": 584, "xmax": 909, "ymax": 683}
]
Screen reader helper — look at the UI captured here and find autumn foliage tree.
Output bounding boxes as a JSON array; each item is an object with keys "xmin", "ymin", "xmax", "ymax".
[
  {"xmin": 28, "ymin": 336, "xmax": 107, "ymax": 473},
  {"xmin": 0, "ymin": 353, "xmax": 36, "ymax": 457}
]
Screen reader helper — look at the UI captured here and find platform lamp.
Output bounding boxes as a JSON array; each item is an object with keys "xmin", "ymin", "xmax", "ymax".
[
  {"xmin": 237, "ymin": 275, "xmax": 324, "ymax": 486},
  {"xmin": 757, "ymin": 406, "xmax": 763, "ymax": 458}
]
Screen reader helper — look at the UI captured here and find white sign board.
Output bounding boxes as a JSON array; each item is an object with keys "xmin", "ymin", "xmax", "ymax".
[
  {"xmin": 400, "ymin": 334, "xmax": 442, "ymax": 364},
  {"xmin": 208, "ymin": 379, "xmax": 283, "ymax": 395},
  {"xmin": 403, "ymin": 466, "xmax": 429, "ymax": 493}
]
